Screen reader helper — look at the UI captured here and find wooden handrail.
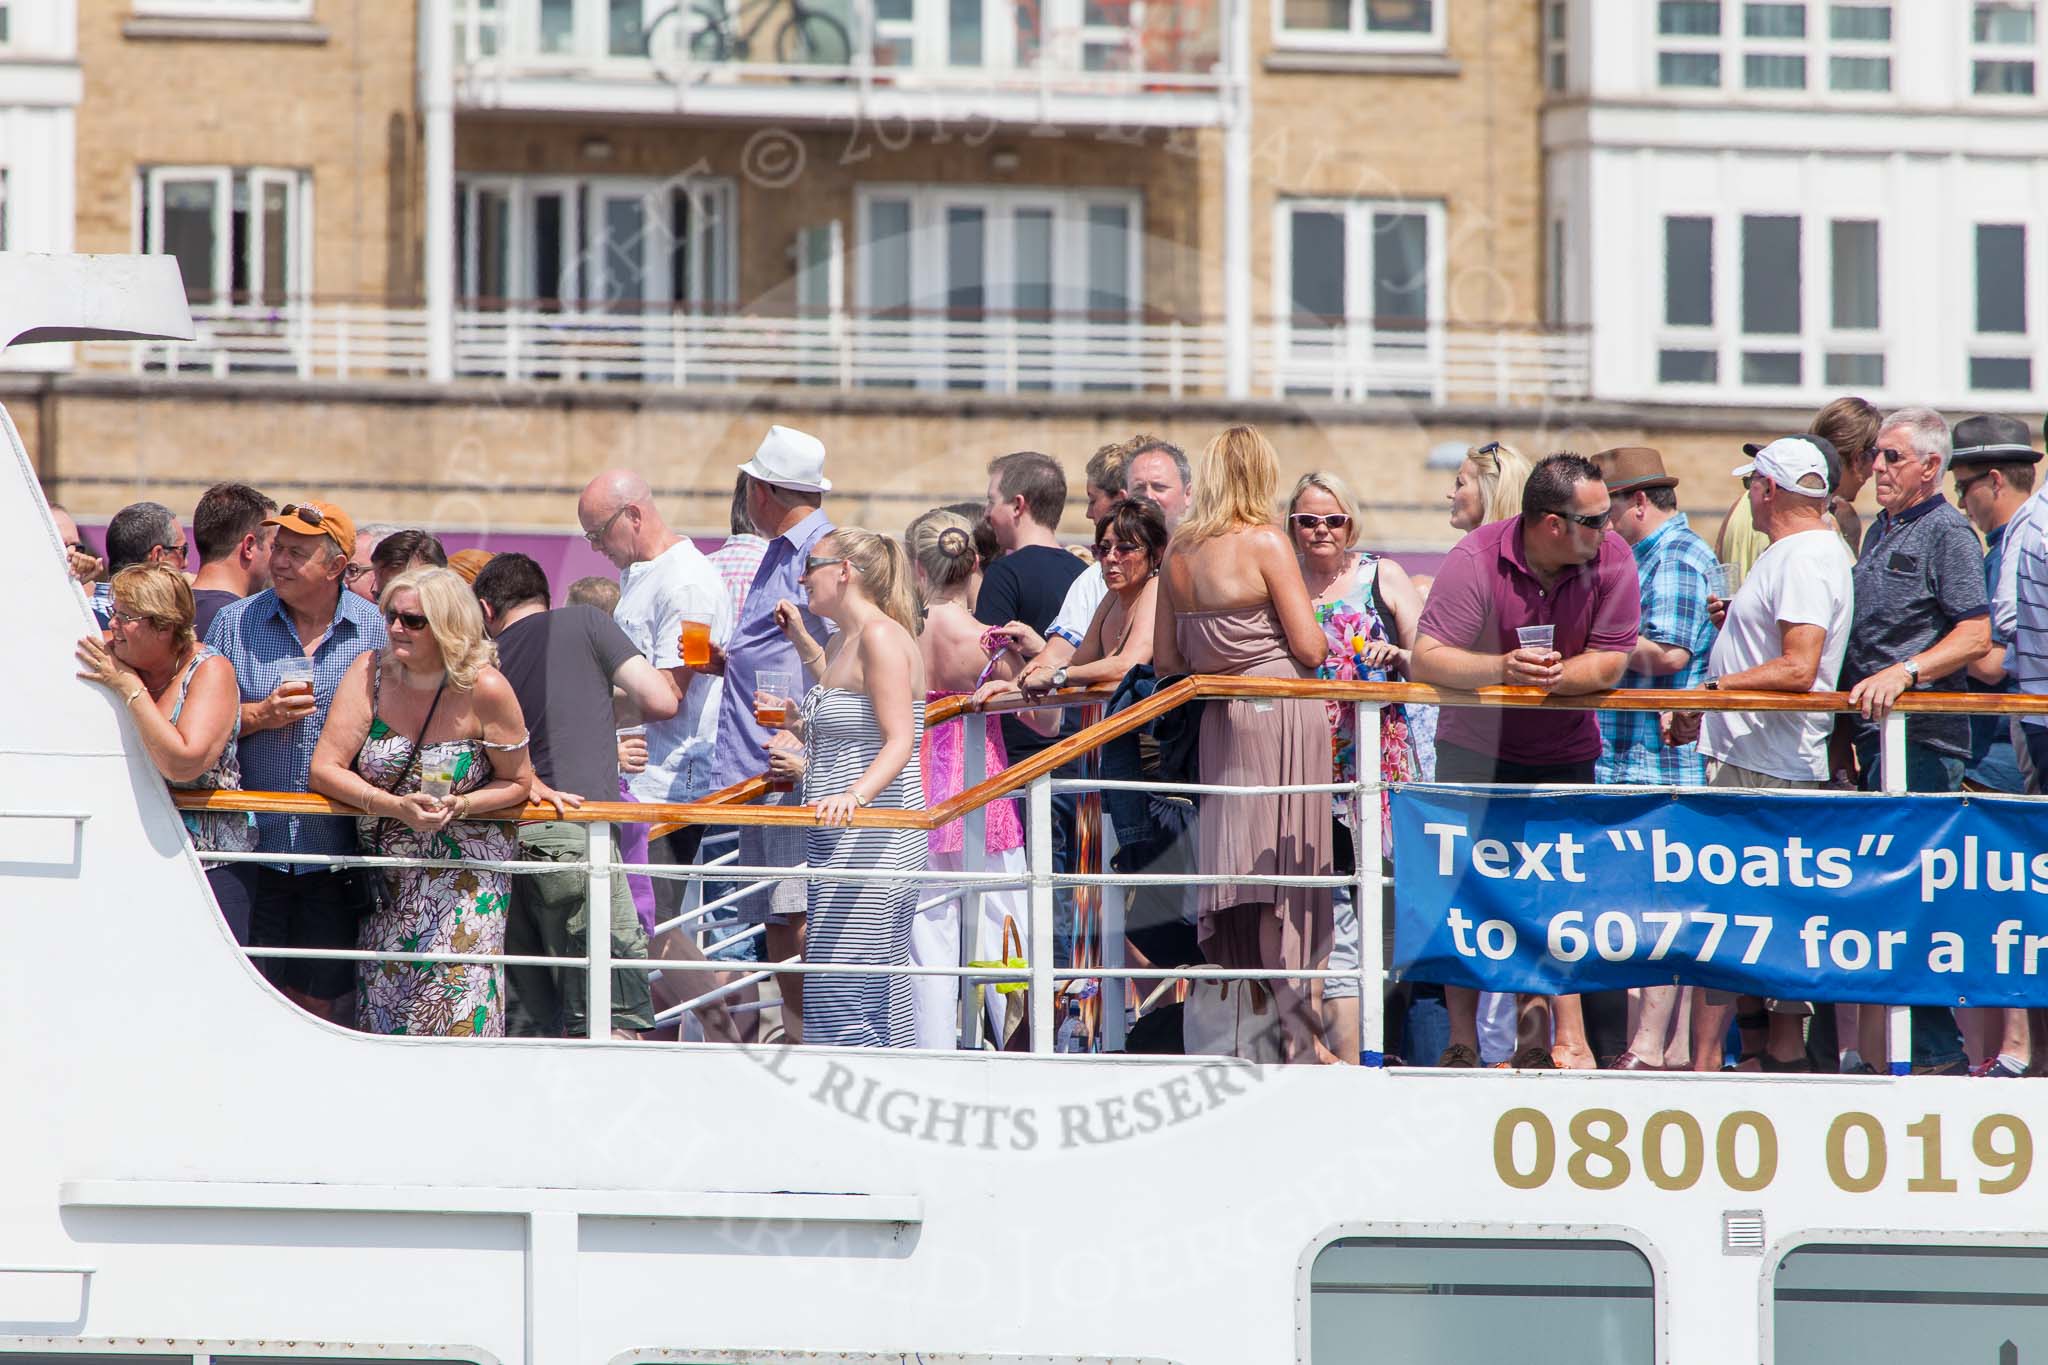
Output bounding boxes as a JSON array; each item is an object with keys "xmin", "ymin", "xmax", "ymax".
[{"xmin": 170, "ymin": 679, "xmax": 2048, "ymax": 830}]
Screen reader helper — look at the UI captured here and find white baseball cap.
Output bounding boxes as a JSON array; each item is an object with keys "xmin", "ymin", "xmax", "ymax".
[
  {"xmin": 739, "ymin": 425, "xmax": 831, "ymax": 493},
  {"xmin": 1732, "ymin": 437, "xmax": 1830, "ymax": 499}
]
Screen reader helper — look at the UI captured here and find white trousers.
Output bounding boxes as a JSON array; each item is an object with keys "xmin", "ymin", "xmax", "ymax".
[{"xmin": 913, "ymin": 845, "xmax": 1027, "ymax": 1050}]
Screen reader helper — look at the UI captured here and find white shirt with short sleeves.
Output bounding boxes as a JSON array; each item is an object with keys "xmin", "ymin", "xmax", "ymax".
[
  {"xmin": 615, "ymin": 538, "xmax": 734, "ymax": 802},
  {"xmin": 1699, "ymin": 526, "xmax": 1855, "ymax": 782},
  {"xmin": 1048, "ymin": 563, "xmax": 1108, "ymax": 647}
]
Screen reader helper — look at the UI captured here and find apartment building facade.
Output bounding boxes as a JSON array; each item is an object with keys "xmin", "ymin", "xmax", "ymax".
[{"xmin": 8, "ymin": 0, "xmax": 2037, "ymax": 547}]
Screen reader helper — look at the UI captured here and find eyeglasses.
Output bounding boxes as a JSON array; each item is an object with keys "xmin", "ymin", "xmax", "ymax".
[
  {"xmin": 342, "ymin": 561, "xmax": 372, "ymax": 582},
  {"xmin": 110, "ymin": 609, "xmax": 159, "ymax": 629},
  {"xmin": 1094, "ymin": 540, "xmax": 1147, "ymax": 559},
  {"xmin": 1550, "ymin": 509, "xmax": 1609, "ymax": 531},
  {"xmin": 278, "ymin": 502, "xmax": 326, "ymax": 528},
  {"xmin": 1955, "ymin": 470, "xmax": 1996, "ymax": 496},
  {"xmin": 1289, "ymin": 513, "xmax": 1352, "ymax": 533},
  {"xmin": 1475, "ymin": 441, "xmax": 1503, "ymax": 456},
  {"xmin": 385, "ymin": 608, "xmax": 430, "ymax": 631},
  {"xmin": 583, "ymin": 504, "xmax": 633, "ymax": 547},
  {"xmin": 1876, "ymin": 447, "xmax": 1915, "ymax": 465},
  {"xmin": 803, "ymin": 555, "xmax": 847, "ymax": 576}
]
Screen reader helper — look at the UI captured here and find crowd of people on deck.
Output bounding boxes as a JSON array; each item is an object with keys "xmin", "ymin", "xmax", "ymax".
[{"xmin": 48, "ymin": 401, "xmax": 2048, "ymax": 1073}]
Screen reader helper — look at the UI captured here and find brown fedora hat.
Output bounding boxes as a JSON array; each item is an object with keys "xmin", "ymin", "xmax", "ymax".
[{"xmin": 1593, "ymin": 446, "xmax": 1678, "ymax": 495}]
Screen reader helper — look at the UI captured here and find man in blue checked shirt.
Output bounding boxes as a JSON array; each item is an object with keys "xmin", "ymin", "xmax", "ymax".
[
  {"xmin": 1591, "ymin": 446, "xmax": 1717, "ymax": 1071},
  {"xmin": 206, "ymin": 498, "xmax": 387, "ymax": 1022}
]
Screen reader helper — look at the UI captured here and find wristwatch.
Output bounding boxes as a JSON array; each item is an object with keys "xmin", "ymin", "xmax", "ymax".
[
  {"xmin": 853, "ymin": 791, "xmax": 871, "ymax": 808},
  {"xmin": 1051, "ymin": 666, "xmax": 1070, "ymax": 689},
  {"xmin": 1901, "ymin": 658, "xmax": 1921, "ymax": 683}
]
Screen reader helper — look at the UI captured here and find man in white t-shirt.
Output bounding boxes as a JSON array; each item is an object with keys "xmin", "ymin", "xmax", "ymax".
[
  {"xmin": 577, "ymin": 470, "xmax": 732, "ymax": 855},
  {"xmin": 1692, "ymin": 436, "xmax": 1855, "ymax": 787},
  {"xmin": 1677, "ymin": 435, "xmax": 1854, "ymax": 1073}
]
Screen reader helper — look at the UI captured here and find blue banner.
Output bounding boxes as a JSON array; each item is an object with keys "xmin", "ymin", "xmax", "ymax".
[{"xmin": 1391, "ymin": 788, "xmax": 2048, "ymax": 1007}]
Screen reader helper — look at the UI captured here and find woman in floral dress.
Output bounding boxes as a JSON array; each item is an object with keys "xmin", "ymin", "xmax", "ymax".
[
  {"xmin": 1289, "ymin": 472, "xmax": 1422, "ymax": 1060},
  {"xmin": 313, "ymin": 568, "xmax": 532, "ymax": 1035}
]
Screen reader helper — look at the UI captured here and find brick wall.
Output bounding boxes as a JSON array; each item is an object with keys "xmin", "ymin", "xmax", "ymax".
[{"xmin": 75, "ymin": 0, "xmax": 420, "ymax": 300}]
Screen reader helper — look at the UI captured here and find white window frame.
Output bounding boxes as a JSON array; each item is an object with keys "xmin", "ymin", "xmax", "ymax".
[
  {"xmin": 1271, "ymin": 196, "xmax": 1448, "ymax": 400},
  {"xmin": 1272, "ymin": 0, "xmax": 1447, "ymax": 55},
  {"xmin": 457, "ymin": 174, "xmax": 737, "ymax": 307},
  {"xmin": 131, "ymin": 0, "xmax": 315, "ymax": 21},
  {"xmin": 1651, "ymin": 3, "xmax": 1896, "ymax": 100},
  {"xmin": 1967, "ymin": 220, "xmax": 2037, "ymax": 395},
  {"xmin": 1653, "ymin": 207, "xmax": 1896, "ymax": 400},
  {"xmin": 138, "ymin": 165, "xmax": 313, "ymax": 308},
  {"xmin": 852, "ymin": 182, "xmax": 1145, "ymax": 392},
  {"xmin": 1967, "ymin": 0, "xmax": 2046, "ymax": 101}
]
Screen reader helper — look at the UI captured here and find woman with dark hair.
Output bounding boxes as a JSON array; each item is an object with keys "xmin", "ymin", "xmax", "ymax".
[
  {"xmin": 976, "ymin": 497, "xmax": 1166, "ymax": 721},
  {"xmin": 76, "ymin": 562, "xmax": 257, "ymax": 940}
]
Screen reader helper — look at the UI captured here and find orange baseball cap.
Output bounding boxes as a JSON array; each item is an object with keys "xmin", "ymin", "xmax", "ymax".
[{"xmin": 264, "ymin": 500, "xmax": 357, "ymax": 558}]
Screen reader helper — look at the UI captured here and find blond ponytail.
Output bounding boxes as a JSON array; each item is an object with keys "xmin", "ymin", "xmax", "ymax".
[{"xmin": 830, "ymin": 527, "xmax": 921, "ymax": 636}]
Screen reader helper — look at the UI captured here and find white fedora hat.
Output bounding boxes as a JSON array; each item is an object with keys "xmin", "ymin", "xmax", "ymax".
[{"xmin": 738, "ymin": 425, "xmax": 831, "ymax": 493}]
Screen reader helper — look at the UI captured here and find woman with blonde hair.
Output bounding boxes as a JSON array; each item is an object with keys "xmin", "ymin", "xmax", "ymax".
[
  {"xmin": 1288, "ymin": 470, "xmax": 1422, "ymax": 1059},
  {"xmin": 75, "ymin": 562, "xmax": 257, "ymax": 940},
  {"xmin": 1154, "ymin": 425, "xmax": 1338, "ymax": 1063},
  {"xmin": 900, "ymin": 508, "xmax": 1025, "ymax": 1046},
  {"xmin": 1446, "ymin": 440, "xmax": 1535, "ymax": 531},
  {"xmin": 764, "ymin": 528, "xmax": 928, "ymax": 1048},
  {"xmin": 311, "ymin": 566, "xmax": 533, "ymax": 1036}
]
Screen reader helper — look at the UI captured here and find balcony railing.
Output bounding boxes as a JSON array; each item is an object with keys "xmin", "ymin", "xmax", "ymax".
[
  {"xmin": 452, "ymin": 0, "xmax": 1234, "ymax": 120},
  {"xmin": 79, "ymin": 301, "xmax": 1593, "ymax": 406}
]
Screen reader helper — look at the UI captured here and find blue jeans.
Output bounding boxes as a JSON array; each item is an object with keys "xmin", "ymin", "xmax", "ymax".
[{"xmin": 1855, "ymin": 733, "xmax": 1967, "ymax": 1071}]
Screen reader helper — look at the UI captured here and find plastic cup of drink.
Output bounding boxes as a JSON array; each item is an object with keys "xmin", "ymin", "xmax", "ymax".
[
  {"xmin": 276, "ymin": 657, "xmax": 314, "ymax": 712},
  {"xmin": 1710, "ymin": 563, "xmax": 1738, "ymax": 599},
  {"xmin": 1515, "ymin": 624, "xmax": 1557, "ymax": 655},
  {"xmin": 679, "ymin": 616, "xmax": 713, "ymax": 668},
  {"xmin": 754, "ymin": 669, "xmax": 793, "ymax": 728},
  {"xmin": 421, "ymin": 766, "xmax": 455, "ymax": 802}
]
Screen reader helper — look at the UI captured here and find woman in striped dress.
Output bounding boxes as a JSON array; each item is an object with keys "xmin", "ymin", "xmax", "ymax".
[{"xmin": 766, "ymin": 529, "xmax": 928, "ymax": 1048}]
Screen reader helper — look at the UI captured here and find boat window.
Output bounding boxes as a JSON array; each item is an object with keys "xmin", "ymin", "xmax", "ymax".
[
  {"xmin": 1773, "ymin": 1242, "xmax": 2048, "ymax": 1362},
  {"xmin": 1309, "ymin": 1236, "xmax": 1655, "ymax": 1363}
]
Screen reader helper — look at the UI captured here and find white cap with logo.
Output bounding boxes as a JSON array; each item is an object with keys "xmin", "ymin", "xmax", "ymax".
[
  {"xmin": 1732, "ymin": 437, "xmax": 1830, "ymax": 499},
  {"xmin": 739, "ymin": 425, "xmax": 832, "ymax": 493}
]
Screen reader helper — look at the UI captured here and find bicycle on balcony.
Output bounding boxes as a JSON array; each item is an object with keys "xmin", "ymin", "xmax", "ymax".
[{"xmin": 643, "ymin": 0, "xmax": 852, "ymax": 75}]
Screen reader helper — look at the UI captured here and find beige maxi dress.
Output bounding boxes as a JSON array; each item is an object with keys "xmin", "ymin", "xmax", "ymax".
[{"xmin": 1175, "ymin": 603, "xmax": 1336, "ymax": 985}]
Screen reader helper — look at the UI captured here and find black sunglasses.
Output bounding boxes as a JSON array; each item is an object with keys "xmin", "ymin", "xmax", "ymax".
[
  {"xmin": 1475, "ymin": 441, "xmax": 1503, "ymax": 456},
  {"xmin": 1876, "ymin": 446, "xmax": 1916, "ymax": 465},
  {"xmin": 804, "ymin": 555, "xmax": 847, "ymax": 575},
  {"xmin": 1550, "ymin": 509, "xmax": 1608, "ymax": 530},
  {"xmin": 1289, "ymin": 512, "xmax": 1352, "ymax": 532},
  {"xmin": 279, "ymin": 502, "xmax": 327, "ymax": 528},
  {"xmin": 385, "ymin": 608, "xmax": 430, "ymax": 631},
  {"xmin": 1955, "ymin": 470, "xmax": 1997, "ymax": 495},
  {"xmin": 1095, "ymin": 539, "xmax": 1147, "ymax": 559}
]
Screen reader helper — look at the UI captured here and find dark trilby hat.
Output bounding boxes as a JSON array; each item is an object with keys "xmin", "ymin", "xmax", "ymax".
[
  {"xmin": 1593, "ymin": 446, "xmax": 1678, "ymax": 494},
  {"xmin": 1950, "ymin": 414, "xmax": 2042, "ymax": 468}
]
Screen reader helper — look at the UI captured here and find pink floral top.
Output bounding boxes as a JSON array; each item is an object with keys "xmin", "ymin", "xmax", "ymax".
[{"xmin": 1313, "ymin": 554, "xmax": 1415, "ymax": 855}]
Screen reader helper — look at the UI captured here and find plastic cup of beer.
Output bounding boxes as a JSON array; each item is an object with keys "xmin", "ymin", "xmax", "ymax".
[
  {"xmin": 276, "ymin": 656, "xmax": 314, "ymax": 711},
  {"xmin": 1515, "ymin": 624, "xmax": 1557, "ymax": 656},
  {"xmin": 1710, "ymin": 562, "xmax": 1738, "ymax": 600},
  {"xmin": 754, "ymin": 669, "xmax": 793, "ymax": 728},
  {"xmin": 679, "ymin": 615, "xmax": 713, "ymax": 669}
]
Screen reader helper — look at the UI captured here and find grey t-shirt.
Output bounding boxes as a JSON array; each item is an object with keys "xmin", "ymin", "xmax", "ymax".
[{"xmin": 1842, "ymin": 494, "xmax": 1988, "ymax": 758}]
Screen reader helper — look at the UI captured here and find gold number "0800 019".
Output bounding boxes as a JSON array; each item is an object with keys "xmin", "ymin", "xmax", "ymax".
[{"xmin": 1493, "ymin": 1108, "xmax": 2033, "ymax": 1195}]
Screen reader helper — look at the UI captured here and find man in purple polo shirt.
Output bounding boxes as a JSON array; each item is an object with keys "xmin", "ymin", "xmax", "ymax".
[
  {"xmin": 1411, "ymin": 452, "xmax": 1641, "ymax": 1071},
  {"xmin": 704, "ymin": 425, "xmax": 835, "ymax": 1041}
]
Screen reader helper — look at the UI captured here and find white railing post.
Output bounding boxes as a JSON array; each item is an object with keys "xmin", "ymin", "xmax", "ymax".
[
  {"xmin": 960, "ymin": 710, "xmax": 990, "ymax": 1049},
  {"xmin": 1027, "ymin": 772, "xmax": 1055, "ymax": 1054},
  {"xmin": 585, "ymin": 821, "xmax": 614, "ymax": 1041},
  {"xmin": 1094, "ymin": 702, "xmax": 1126, "ymax": 1053},
  {"xmin": 1879, "ymin": 709, "xmax": 1911, "ymax": 1074},
  {"xmin": 1354, "ymin": 699, "xmax": 1385, "ymax": 1066}
]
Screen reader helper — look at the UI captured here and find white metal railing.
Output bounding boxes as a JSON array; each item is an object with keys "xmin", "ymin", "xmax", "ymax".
[
  {"xmin": 84, "ymin": 303, "xmax": 1592, "ymax": 404},
  {"xmin": 449, "ymin": 0, "xmax": 1232, "ymax": 103},
  {"xmin": 171, "ymin": 682, "xmax": 2048, "ymax": 1069}
]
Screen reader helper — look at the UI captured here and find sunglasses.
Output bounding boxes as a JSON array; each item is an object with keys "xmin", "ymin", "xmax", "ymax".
[
  {"xmin": 1550, "ymin": 509, "xmax": 1609, "ymax": 530},
  {"xmin": 1475, "ymin": 441, "xmax": 1503, "ymax": 456},
  {"xmin": 1876, "ymin": 447, "xmax": 1916, "ymax": 465},
  {"xmin": 1289, "ymin": 513, "xmax": 1352, "ymax": 532},
  {"xmin": 385, "ymin": 608, "xmax": 430, "ymax": 631},
  {"xmin": 1955, "ymin": 470, "xmax": 1996, "ymax": 496},
  {"xmin": 803, "ymin": 555, "xmax": 847, "ymax": 576},
  {"xmin": 279, "ymin": 502, "xmax": 327, "ymax": 529},
  {"xmin": 1095, "ymin": 540, "xmax": 1147, "ymax": 559}
]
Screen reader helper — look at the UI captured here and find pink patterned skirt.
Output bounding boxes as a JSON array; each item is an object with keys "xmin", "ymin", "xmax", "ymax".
[{"xmin": 921, "ymin": 694, "xmax": 1025, "ymax": 858}]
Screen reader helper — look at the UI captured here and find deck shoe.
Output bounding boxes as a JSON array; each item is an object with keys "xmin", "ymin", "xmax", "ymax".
[
  {"xmin": 1436, "ymin": 1043, "xmax": 1479, "ymax": 1068},
  {"xmin": 1910, "ymin": 1057, "xmax": 1970, "ymax": 1077},
  {"xmin": 1970, "ymin": 1055, "xmax": 2029, "ymax": 1078},
  {"xmin": 1507, "ymin": 1045, "xmax": 1558, "ymax": 1070}
]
